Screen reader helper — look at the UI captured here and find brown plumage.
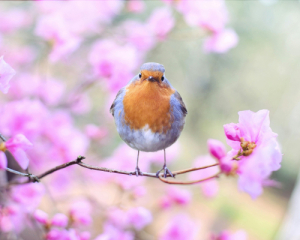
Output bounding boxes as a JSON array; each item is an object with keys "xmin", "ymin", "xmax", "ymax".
[{"xmin": 123, "ymin": 72, "xmax": 175, "ymax": 134}]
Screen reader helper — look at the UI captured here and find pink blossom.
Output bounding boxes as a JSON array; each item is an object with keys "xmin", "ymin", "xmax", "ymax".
[
  {"xmin": 79, "ymin": 232, "xmax": 91, "ymax": 240},
  {"xmin": 127, "ymin": 0, "xmax": 145, "ymax": 13},
  {"xmin": 37, "ymin": 78, "xmax": 66, "ymax": 106},
  {"xmin": 224, "ymin": 110, "xmax": 282, "ymax": 198},
  {"xmin": 35, "ymin": 14, "xmax": 81, "ymax": 62},
  {"xmin": 46, "ymin": 229, "xmax": 80, "ymax": 240},
  {"xmin": 46, "ymin": 229, "xmax": 62, "ymax": 240},
  {"xmin": 69, "ymin": 93, "xmax": 92, "ymax": 114},
  {"xmin": 85, "ymin": 124, "xmax": 108, "ymax": 140},
  {"xmin": 0, "ymin": 152, "xmax": 7, "ymax": 170},
  {"xmin": 1, "ymin": 134, "xmax": 32, "ymax": 169},
  {"xmin": 127, "ymin": 207, "xmax": 152, "ymax": 230},
  {"xmin": 34, "ymin": 209, "xmax": 49, "ymax": 225},
  {"xmin": 132, "ymin": 186, "xmax": 147, "ymax": 198},
  {"xmin": 36, "ymin": 1, "xmax": 123, "ymax": 34},
  {"xmin": 189, "ymin": 155, "xmax": 219, "ymax": 198},
  {"xmin": 160, "ymin": 214, "xmax": 198, "ymax": 240},
  {"xmin": 212, "ymin": 230, "xmax": 247, "ymax": 240},
  {"xmin": 44, "ymin": 111, "xmax": 89, "ymax": 164},
  {"xmin": 201, "ymin": 180, "xmax": 219, "ymax": 198},
  {"xmin": 224, "ymin": 123, "xmax": 241, "ymax": 141},
  {"xmin": 203, "ymin": 29, "xmax": 239, "ymax": 53},
  {"xmin": 0, "ymin": 99, "xmax": 49, "ymax": 139},
  {"xmin": 51, "ymin": 213, "xmax": 69, "ymax": 228},
  {"xmin": 7, "ymin": 74, "xmax": 40, "ymax": 99},
  {"xmin": 177, "ymin": 0, "xmax": 228, "ymax": 32},
  {"xmin": 0, "ymin": 56, "xmax": 16, "ymax": 94},
  {"xmin": 0, "ymin": 205, "xmax": 25, "ymax": 233},
  {"xmin": 89, "ymin": 40, "xmax": 138, "ymax": 77},
  {"xmin": 106, "ymin": 208, "xmax": 129, "ymax": 229},
  {"xmin": 89, "ymin": 40, "xmax": 139, "ymax": 92},
  {"xmin": 0, "ymin": 9, "xmax": 31, "ymax": 33},
  {"xmin": 94, "ymin": 224, "xmax": 134, "ymax": 240},
  {"xmin": 167, "ymin": 186, "xmax": 192, "ymax": 205},
  {"xmin": 147, "ymin": 7, "xmax": 175, "ymax": 40},
  {"xmin": 208, "ymin": 139, "xmax": 226, "ymax": 160},
  {"xmin": 159, "ymin": 196, "xmax": 172, "ymax": 209},
  {"xmin": 10, "ymin": 183, "xmax": 45, "ymax": 211},
  {"xmin": 108, "ymin": 70, "xmax": 135, "ymax": 94},
  {"xmin": 122, "ymin": 20, "xmax": 156, "ymax": 52},
  {"xmin": 0, "ymin": 46, "xmax": 36, "ymax": 67},
  {"xmin": 69, "ymin": 200, "xmax": 92, "ymax": 226}
]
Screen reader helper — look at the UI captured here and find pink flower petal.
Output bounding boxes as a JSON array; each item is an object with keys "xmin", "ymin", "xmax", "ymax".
[
  {"xmin": 0, "ymin": 151, "xmax": 7, "ymax": 169},
  {"xmin": 0, "ymin": 56, "xmax": 16, "ymax": 94},
  {"xmin": 6, "ymin": 134, "xmax": 32, "ymax": 149},
  {"xmin": 127, "ymin": 207, "xmax": 152, "ymax": 230},
  {"xmin": 203, "ymin": 28, "xmax": 238, "ymax": 53},
  {"xmin": 9, "ymin": 148, "xmax": 30, "ymax": 170},
  {"xmin": 34, "ymin": 209, "xmax": 49, "ymax": 225},
  {"xmin": 208, "ymin": 139, "xmax": 226, "ymax": 160},
  {"xmin": 51, "ymin": 213, "xmax": 68, "ymax": 228}
]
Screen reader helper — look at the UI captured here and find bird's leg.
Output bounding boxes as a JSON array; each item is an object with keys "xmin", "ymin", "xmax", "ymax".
[
  {"xmin": 135, "ymin": 150, "xmax": 143, "ymax": 177},
  {"xmin": 156, "ymin": 149, "xmax": 174, "ymax": 178}
]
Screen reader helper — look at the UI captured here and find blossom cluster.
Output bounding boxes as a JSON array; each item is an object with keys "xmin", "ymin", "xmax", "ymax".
[
  {"xmin": 0, "ymin": 1, "xmax": 281, "ymax": 240},
  {"xmin": 207, "ymin": 110, "xmax": 282, "ymax": 199}
]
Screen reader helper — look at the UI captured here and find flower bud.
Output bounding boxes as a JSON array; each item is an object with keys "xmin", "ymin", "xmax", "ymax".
[
  {"xmin": 0, "ymin": 152, "xmax": 7, "ymax": 170},
  {"xmin": 223, "ymin": 123, "xmax": 241, "ymax": 141},
  {"xmin": 79, "ymin": 232, "xmax": 91, "ymax": 240},
  {"xmin": 34, "ymin": 209, "xmax": 49, "ymax": 225},
  {"xmin": 51, "ymin": 213, "xmax": 68, "ymax": 228},
  {"xmin": 207, "ymin": 139, "xmax": 226, "ymax": 160}
]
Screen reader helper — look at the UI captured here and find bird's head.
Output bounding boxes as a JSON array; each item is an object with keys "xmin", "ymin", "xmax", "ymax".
[{"xmin": 139, "ymin": 62, "xmax": 166, "ymax": 84}]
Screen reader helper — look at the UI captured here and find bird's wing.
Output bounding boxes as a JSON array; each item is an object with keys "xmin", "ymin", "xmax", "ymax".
[
  {"xmin": 173, "ymin": 91, "xmax": 187, "ymax": 116},
  {"xmin": 110, "ymin": 88, "xmax": 125, "ymax": 117}
]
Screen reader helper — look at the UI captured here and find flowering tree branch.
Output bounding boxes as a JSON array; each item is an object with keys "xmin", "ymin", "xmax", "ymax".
[{"xmin": 6, "ymin": 156, "xmax": 220, "ymax": 186}]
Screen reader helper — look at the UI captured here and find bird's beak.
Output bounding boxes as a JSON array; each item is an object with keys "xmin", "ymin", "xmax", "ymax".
[{"xmin": 147, "ymin": 76, "xmax": 156, "ymax": 82}]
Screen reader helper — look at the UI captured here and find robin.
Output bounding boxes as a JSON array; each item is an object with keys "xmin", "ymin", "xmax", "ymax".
[{"xmin": 110, "ymin": 62, "xmax": 187, "ymax": 178}]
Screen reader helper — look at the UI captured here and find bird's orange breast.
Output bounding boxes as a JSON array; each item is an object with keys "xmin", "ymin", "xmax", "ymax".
[{"xmin": 123, "ymin": 80, "xmax": 175, "ymax": 133}]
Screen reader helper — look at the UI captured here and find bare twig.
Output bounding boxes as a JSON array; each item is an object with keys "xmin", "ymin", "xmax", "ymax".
[
  {"xmin": 6, "ymin": 155, "xmax": 221, "ymax": 186},
  {"xmin": 158, "ymin": 171, "xmax": 221, "ymax": 185},
  {"xmin": 6, "ymin": 168, "xmax": 40, "ymax": 182}
]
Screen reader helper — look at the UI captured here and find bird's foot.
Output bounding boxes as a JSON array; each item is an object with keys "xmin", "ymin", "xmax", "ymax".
[
  {"xmin": 134, "ymin": 167, "xmax": 143, "ymax": 177},
  {"xmin": 156, "ymin": 165, "xmax": 174, "ymax": 178}
]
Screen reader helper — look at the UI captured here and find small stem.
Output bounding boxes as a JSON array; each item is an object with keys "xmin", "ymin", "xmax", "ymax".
[
  {"xmin": 158, "ymin": 171, "xmax": 221, "ymax": 185},
  {"xmin": 232, "ymin": 150, "xmax": 242, "ymax": 160},
  {"xmin": 172, "ymin": 163, "xmax": 219, "ymax": 176},
  {"xmin": 6, "ymin": 167, "xmax": 30, "ymax": 177},
  {"xmin": 5, "ymin": 167, "xmax": 40, "ymax": 183}
]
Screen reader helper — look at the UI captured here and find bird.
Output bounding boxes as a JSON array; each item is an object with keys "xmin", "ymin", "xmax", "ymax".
[{"xmin": 110, "ymin": 62, "xmax": 187, "ymax": 178}]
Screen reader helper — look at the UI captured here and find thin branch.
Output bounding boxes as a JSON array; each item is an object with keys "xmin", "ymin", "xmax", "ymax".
[
  {"xmin": 77, "ymin": 161, "xmax": 158, "ymax": 178},
  {"xmin": 6, "ymin": 167, "xmax": 40, "ymax": 182},
  {"xmin": 172, "ymin": 163, "xmax": 219, "ymax": 176},
  {"xmin": 158, "ymin": 171, "xmax": 221, "ymax": 185},
  {"xmin": 6, "ymin": 156, "xmax": 221, "ymax": 186}
]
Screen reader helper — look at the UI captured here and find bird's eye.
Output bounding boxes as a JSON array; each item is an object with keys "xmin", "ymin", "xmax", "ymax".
[
  {"xmin": 161, "ymin": 76, "xmax": 164, "ymax": 81},
  {"xmin": 139, "ymin": 73, "xmax": 142, "ymax": 78}
]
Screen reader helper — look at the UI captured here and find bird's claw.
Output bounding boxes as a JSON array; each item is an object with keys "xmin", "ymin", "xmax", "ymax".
[
  {"xmin": 156, "ymin": 165, "xmax": 174, "ymax": 178},
  {"xmin": 134, "ymin": 167, "xmax": 143, "ymax": 177}
]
